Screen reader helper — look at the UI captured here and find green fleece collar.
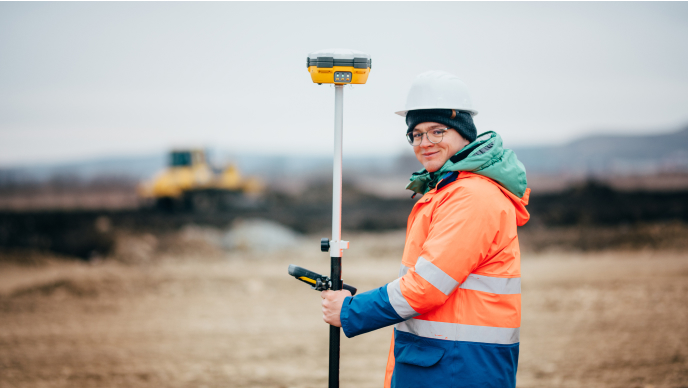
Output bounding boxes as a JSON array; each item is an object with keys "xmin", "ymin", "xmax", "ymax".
[{"xmin": 406, "ymin": 131, "xmax": 528, "ymax": 197}]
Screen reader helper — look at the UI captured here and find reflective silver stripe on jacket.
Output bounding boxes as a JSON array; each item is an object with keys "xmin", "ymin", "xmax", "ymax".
[
  {"xmin": 396, "ymin": 319, "xmax": 520, "ymax": 345},
  {"xmin": 415, "ymin": 256, "xmax": 460, "ymax": 296},
  {"xmin": 398, "ymin": 264, "xmax": 410, "ymax": 278},
  {"xmin": 387, "ymin": 278, "xmax": 420, "ymax": 319},
  {"xmin": 460, "ymin": 274, "xmax": 521, "ymax": 294}
]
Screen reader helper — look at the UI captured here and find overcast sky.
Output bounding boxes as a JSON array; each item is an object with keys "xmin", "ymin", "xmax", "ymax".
[{"xmin": 1, "ymin": 2, "xmax": 687, "ymax": 166}]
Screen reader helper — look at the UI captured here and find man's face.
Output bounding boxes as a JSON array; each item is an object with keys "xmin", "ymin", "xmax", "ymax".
[{"xmin": 412, "ymin": 122, "xmax": 470, "ymax": 173}]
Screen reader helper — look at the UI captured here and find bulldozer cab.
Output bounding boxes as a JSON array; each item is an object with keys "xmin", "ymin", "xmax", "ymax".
[{"xmin": 170, "ymin": 150, "xmax": 205, "ymax": 167}]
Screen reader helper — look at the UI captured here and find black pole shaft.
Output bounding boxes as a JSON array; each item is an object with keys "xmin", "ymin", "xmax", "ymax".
[{"xmin": 329, "ymin": 256, "xmax": 342, "ymax": 388}]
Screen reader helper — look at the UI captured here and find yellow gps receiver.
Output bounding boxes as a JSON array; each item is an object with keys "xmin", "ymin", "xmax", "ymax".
[{"xmin": 307, "ymin": 48, "xmax": 371, "ymax": 85}]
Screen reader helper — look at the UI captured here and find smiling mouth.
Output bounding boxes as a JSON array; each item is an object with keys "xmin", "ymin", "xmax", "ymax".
[{"xmin": 423, "ymin": 151, "xmax": 439, "ymax": 158}]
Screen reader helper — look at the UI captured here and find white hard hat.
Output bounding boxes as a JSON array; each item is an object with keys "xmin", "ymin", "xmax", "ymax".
[{"xmin": 396, "ymin": 70, "xmax": 478, "ymax": 117}]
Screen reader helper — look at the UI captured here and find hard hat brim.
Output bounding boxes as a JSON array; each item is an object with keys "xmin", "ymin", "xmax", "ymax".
[{"xmin": 395, "ymin": 108, "xmax": 478, "ymax": 117}]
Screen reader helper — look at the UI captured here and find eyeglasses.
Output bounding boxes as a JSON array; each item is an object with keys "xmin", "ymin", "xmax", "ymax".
[{"xmin": 406, "ymin": 127, "xmax": 450, "ymax": 146}]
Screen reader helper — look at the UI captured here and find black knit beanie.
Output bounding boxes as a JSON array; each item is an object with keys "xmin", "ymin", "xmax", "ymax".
[{"xmin": 406, "ymin": 109, "xmax": 477, "ymax": 143}]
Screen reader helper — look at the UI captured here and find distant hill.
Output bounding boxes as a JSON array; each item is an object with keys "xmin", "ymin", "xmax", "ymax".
[
  {"xmin": 2, "ymin": 126, "xmax": 687, "ymax": 187},
  {"xmin": 0, "ymin": 155, "xmax": 167, "ymax": 183},
  {"xmin": 0, "ymin": 152, "xmax": 336, "ymax": 184},
  {"xmin": 513, "ymin": 127, "xmax": 688, "ymax": 176}
]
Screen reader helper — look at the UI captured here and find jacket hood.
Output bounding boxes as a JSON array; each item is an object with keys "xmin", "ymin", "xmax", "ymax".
[
  {"xmin": 406, "ymin": 131, "xmax": 528, "ymax": 198},
  {"xmin": 495, "ymin": 181, "xmax": 531, "ymax": 227}
]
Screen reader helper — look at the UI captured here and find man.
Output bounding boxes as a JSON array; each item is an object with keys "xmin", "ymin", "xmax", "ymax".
[{"xmin": 321, "ymin": 70, "xmax": 530, "ymax": 388}]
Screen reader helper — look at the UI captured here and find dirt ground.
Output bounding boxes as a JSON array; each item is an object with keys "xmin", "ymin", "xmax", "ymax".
[{"xmin": 1, "ymin": 232, "xmax": 687, "ymax": 388}]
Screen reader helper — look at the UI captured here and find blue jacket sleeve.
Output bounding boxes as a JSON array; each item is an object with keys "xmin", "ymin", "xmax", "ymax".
[{"xmin": 340, "ymin": 283, "xmax": 405, "ymax": 338}]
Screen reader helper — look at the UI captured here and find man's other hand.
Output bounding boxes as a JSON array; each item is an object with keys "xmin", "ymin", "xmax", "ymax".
[{"xmin": 321, "ymin": 289, "xmax": 352, "ymax": 327}]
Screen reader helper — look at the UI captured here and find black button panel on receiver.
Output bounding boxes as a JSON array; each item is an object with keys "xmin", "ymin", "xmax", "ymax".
[{"xmin": 334, "ymin": 71, "xmax": 352, "ymax": 83}]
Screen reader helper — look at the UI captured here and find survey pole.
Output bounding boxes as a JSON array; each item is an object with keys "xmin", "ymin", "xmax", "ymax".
[
  {"xmin": 328, "ymin": 84, "xmax": 345, "ymax": 388},
  {"xmin": 288, "ymin": 48, "xmax": 371, "ymax": 388}
]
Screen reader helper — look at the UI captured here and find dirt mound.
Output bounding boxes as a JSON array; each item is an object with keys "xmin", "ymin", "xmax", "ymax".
[
  {"xmin": 221, "ymin": 218, "xmax": 303, "ymax": 252},
  {"xmin": 520, "ymin": 221, "xmax": 688, "ymax": 252},
  {"xmin": 9, "ymin": 278, "xmax": 102, "ymax": 298}
]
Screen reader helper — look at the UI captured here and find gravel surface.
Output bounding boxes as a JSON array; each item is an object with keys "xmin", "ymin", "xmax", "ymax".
[{"xmin": 1, "ymin": 232, "xmax": 687, "ymax": 388}]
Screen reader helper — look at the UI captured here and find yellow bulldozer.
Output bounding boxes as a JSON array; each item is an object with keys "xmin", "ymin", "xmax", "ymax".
[{"xmin": 138, "ymin": 149, "xmax": 264, "ymax": 211}]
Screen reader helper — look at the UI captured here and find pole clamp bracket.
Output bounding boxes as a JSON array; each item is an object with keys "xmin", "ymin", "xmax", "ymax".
[{"xmin": 329, "ymin": 240, "xmax": 349, "ymax": 257}]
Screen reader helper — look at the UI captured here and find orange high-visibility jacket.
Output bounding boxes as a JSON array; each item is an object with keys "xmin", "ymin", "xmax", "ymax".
[{"xmin": 340, "ymin": 171, "xmax": 530, "ymax": 388}]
